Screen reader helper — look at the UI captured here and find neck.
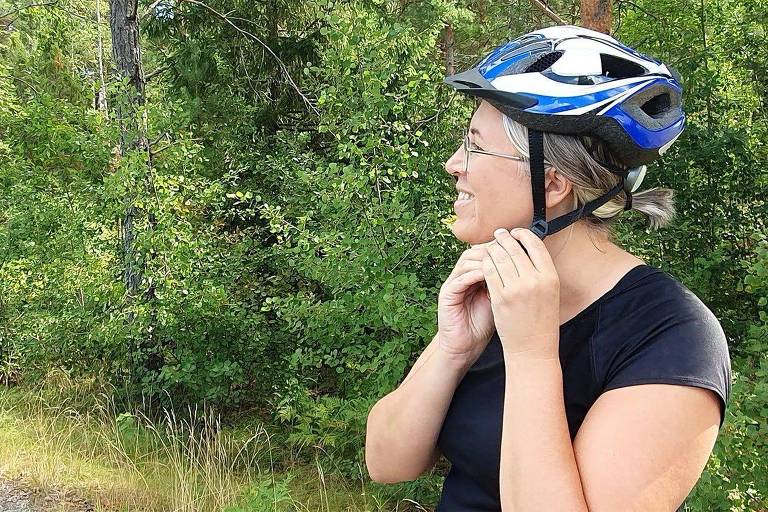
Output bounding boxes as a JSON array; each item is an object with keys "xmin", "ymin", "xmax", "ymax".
[{"xmin": 542, "ymin": 221, "xmax": 634, "ymax": 314}]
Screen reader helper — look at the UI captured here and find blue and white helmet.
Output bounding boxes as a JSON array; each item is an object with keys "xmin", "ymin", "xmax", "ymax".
[
  {"xmin": 444, "ymin": 25, "xmax": 685, "ymax": 238},
  {"xmin": 444, "ymin": 25, "xmax": 685, "ymax": 167}
]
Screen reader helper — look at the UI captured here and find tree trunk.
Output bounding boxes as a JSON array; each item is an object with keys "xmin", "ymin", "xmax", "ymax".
[
  {"xmin": 581, "ymin": 0, "xmax": 612, "ymax": 34},
  {"xmin": 108, "ymin": 0, "xmax": 158, "ymax": 292},
  {"xmin": 441, "ymin": 23, "xmax": 455, "ymax": 76},
  {"xmin": 265, "ymin": 0, "xmax": 280, "ymax": 134},
  {"xmin": 108, "ymin": 0, "xmax": 161, "ymax": 376},
  {"xmin": 95, "ymin": 0, "xmax": 109, "ymax": 115}
]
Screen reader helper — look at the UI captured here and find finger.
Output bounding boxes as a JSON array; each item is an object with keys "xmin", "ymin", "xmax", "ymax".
[
  {"xmin": 448, "ymin": 258, "xmax": 483, "ymax": 281},
  {"xmin": 458, "ymin": 268, "xmax": 486, "ymax": 287},
  {"xmin": 466, "ymin": 243, "xmax": 495, "ymax": 259},
  {"xmin": 448, "ymin": 244, "xmax": 494, "ymax": 280},
  {"xmin": 493, "ymin": 228, "xmax": 536, "ymax": 276},
  {"xmin": 455, "ymin": 245, "xmax": 492, "ymax": 270},
  {"xmin": 511, "ymin": 228, "xmax": 556, "ymax": 274},
  {"xmin": 485, "ymin": 240, "xmax": 519, "ymax": 285},
  {"xmin": 471, "ymin": 238, "xmax": 498, "ymax": 247},
  {"xmin": 449, "ymin": 259, "xmax": 483, "ymax": 281},
  {"xmin": 440, "ymin": 269, "xmax": 485, "ymax": 305},
  {"xmin": 448, "ymin": 268, "xmax": 485, "ymax": 295},
  {"xmin": 461, "ymin": 246, "xmax": 489, "ymax": 261},
  {"xmin": 482, "ymin": 254, "xmax": 504, "ymax": 302}
]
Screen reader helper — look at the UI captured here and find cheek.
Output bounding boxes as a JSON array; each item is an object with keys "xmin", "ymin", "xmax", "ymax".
[{"xmin": 474, "ymin": 170, "xmax": 531, "ymax": 217}]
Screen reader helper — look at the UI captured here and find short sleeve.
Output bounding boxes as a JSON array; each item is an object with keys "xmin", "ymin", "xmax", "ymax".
[{"xmin": 596, "ymin": 280, "xmax": 732, "ymax": 430}]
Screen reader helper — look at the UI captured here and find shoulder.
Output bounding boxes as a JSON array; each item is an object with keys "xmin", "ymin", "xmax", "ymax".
[
  {"xmin": 597, "ymin": 266, "xmax": 726, "ymax": 343},
  {"xmin": 591, "ymin": 266, "xmax": 732, "ymax": 426}
]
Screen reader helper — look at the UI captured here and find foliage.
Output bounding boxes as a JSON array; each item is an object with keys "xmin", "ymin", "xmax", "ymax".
[{"xmin": 0, "ymin": 0, "xmax": 766, "ymax": 509}]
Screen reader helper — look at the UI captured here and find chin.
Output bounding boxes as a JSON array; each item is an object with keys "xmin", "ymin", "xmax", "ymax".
[{"xmin": 451, "ymin": 219, "xmax": 492, "ymax": 245}]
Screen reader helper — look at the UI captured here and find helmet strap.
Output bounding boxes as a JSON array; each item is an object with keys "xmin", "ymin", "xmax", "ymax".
[
  {"xmin": 526, "ymin": 129, "xmax": 630, "ymax": 239},
  {"xmin": 527, "ymin": 129, "xmax": 549, "ymax": 238},
  {"xmin": 544, "ymin": 181, "xmax": 625, "ymax": 236}
]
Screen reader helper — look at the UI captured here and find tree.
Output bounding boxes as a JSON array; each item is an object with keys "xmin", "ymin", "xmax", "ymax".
[
  {"xmin": 109, "ymin": 0, "xmax": 148, "ymax": 297},
  {"xmin": 581, "ymin": 0, "xmax": 611, "ymax": 33},
  {"xmin": 109, "ymin": 0, "xmax": 161, "ymax": 378}
]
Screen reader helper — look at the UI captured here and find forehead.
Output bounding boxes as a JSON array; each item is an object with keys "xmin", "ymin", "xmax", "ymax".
[{"xmin": 469, "ymin": 101, "xmax": 504, "ymax": 139}]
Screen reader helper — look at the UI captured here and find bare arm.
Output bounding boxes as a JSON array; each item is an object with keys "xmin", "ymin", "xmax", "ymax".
[
  {"xmin": 365, "ymin": 242, "xmax": 493, "ymax": 483},
  {"xmin": 365, "ymin": 331, "xmax": 472, "ymax": 483}
]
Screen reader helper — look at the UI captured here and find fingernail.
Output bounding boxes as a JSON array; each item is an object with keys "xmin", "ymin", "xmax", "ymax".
[{"xmin": 494, "ymin": 228, "xmax": 507, "ymax": 236}]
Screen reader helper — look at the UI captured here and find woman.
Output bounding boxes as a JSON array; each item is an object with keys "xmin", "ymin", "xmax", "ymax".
[{"xmin": 365, "ymin": 25, "xmax": 732, "ymax": 511}]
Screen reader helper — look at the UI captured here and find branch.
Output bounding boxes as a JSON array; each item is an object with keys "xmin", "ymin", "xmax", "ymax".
[
  {"xmin": 140, "ymin": 0, "xmax": 164, "ymax": 19},
  {"xmin": 145, "ymin": 64, "xmax": 170, "ymax": 81},
  {"xmin": 177, "ymin": 0, "xmax": 321, "ymax": 119},
  {"xmin": 148, "ymin": 131, "xmax": 171, "ymax": 147},
  {"xmin": 2, "ymin": 1, "xmax": 105, "ymax": 25},
  {"xmin": 391, "ymin": 215, "xmax": 431, "ymax": 273},
  {"xmin": 149, "ymin": 143, "xmax": 173, "ymax": 156},
  {"xmin": 529, "ymin": 0, "xmax": 566, "ymax": 24},
  {"xmin": 414, "ymin": 93, "xmax": 457, "ymax": 130},
  {"xmin": 616, "ymin": 0, "xmax": 660, "ymax": 22},
  {"xmin": 56, "ymin": 4, "xmax": 89, "ymax": 20},
  {"xmin": 0, "ymin": 73, "xmax": 40, "ymax": 94},
  {"xmin": 0, "ymin": 0, "xmax": 58, "ymax": 18}
]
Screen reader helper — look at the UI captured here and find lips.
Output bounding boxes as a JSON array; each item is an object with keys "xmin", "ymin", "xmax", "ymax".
[{"xmin": 454, "ymin": 190, "xmax": 474, "ymax": 211}]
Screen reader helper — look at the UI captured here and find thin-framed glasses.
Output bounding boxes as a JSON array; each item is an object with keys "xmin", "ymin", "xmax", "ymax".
[{"xmin": 462, "ymin": 129, "xmax": 527, "ymax": 173}]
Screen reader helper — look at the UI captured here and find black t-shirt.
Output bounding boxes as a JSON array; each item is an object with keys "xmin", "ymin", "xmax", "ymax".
[{"xmin": 435, "ymin": 264, "xmax": 732, "ymax": 511}]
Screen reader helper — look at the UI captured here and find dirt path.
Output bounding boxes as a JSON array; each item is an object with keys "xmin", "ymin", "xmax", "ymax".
[
  {"xmin": 0, "ymin": 478, "xmax": 36, "ymax": 512},
  {"xmin": 0, "ymin": 476, "xmax": 93, "ymax": 512}
]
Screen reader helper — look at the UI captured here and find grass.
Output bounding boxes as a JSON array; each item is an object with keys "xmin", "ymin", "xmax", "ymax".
[
  {"xmin": 0, "ymin": 370, "xmax": 434, "ymax": 511},
  {"xmin": 3, "ymin": 366, "xmax": 762, "ymax": 512}
]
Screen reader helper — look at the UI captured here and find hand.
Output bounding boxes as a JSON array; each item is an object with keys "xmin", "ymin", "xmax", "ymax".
[
  {"xmin": 482, "ymin": 228, "xmax": 561, "ymax": 360},
  {"xmin": 437, "ymin": 241, "xmax": 498, "ymax": 368}
]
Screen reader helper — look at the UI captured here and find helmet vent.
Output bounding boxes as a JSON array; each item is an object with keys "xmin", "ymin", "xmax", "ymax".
[
  {"xmin": 600, "ymin": 54, "xmax": 647, "ymax": 79},
  {"xmin": 640, "ymin": 93, "xmax": 672, "ymax": 118},
  {"xmin": 525, "ymin": 51, "xmax": 564, "ymax": 72},
  {"xmin": 501, "ymin": 41, "xmax": 551, "ymax": 62},
  {"xmin": 453, "ymin": 80, "xmax": 482, "ymax": 88}
]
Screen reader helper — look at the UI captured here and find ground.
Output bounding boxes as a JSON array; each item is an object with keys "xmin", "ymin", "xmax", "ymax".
[{"xmin": 0, "ymin": 476, "xmax": 92, "ymax": 512}]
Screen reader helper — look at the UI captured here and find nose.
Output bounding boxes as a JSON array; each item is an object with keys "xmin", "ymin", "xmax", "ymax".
[{"xmin": 444, "ymin": 142, "xmax": 464, "ymax": 179}]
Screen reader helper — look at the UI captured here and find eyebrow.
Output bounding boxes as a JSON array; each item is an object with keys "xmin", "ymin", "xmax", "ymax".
[{"xmin": 469, "ymin": 127, "xmax": 484, "ymax": 142}]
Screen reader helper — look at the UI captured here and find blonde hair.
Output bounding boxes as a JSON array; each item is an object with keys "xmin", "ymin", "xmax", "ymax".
[{"xmin": 501, "ymin": 114, "xmax": 676, "ymax": 240}]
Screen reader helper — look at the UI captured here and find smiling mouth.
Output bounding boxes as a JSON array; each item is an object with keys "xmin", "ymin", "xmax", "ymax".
[{"xmin": 454, "ymin": 191, "xmax": 474, "ymax": 209}]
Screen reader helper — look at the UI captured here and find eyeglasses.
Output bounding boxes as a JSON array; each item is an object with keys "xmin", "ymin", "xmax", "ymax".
[{"xmin": 462, "ymin": 128, "xmax": 527, "ymax": 174}]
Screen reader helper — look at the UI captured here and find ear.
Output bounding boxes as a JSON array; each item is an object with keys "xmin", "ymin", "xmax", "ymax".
[{"xmin": 544, "ymin": 167, "xmax": 573, "ymax": 210}]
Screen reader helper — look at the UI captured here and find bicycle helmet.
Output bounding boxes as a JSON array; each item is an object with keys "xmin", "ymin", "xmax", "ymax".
[{"xmin": 443, "ymin": 25, "xmax": 685, "ymax": 239}]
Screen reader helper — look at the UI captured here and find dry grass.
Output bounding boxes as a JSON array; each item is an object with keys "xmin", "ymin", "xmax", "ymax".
[
  {"xmin": 0, "ymin": 369, "xmax": 262, "ymax": 510},
  {"xmin": 0, "ymin": 369, "xmax": 426, "ymax": 512}
]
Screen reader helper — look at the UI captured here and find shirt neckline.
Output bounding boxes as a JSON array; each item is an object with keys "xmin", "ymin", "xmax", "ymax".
[{"xmin": 560, "ymin": 263, "xmax": 657, "ymax": 329}]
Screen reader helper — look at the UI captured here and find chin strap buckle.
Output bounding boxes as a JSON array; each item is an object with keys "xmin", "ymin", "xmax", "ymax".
[{"xmin": 529, "ymin": 219, "xmax": 549, "ymax": 239}]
